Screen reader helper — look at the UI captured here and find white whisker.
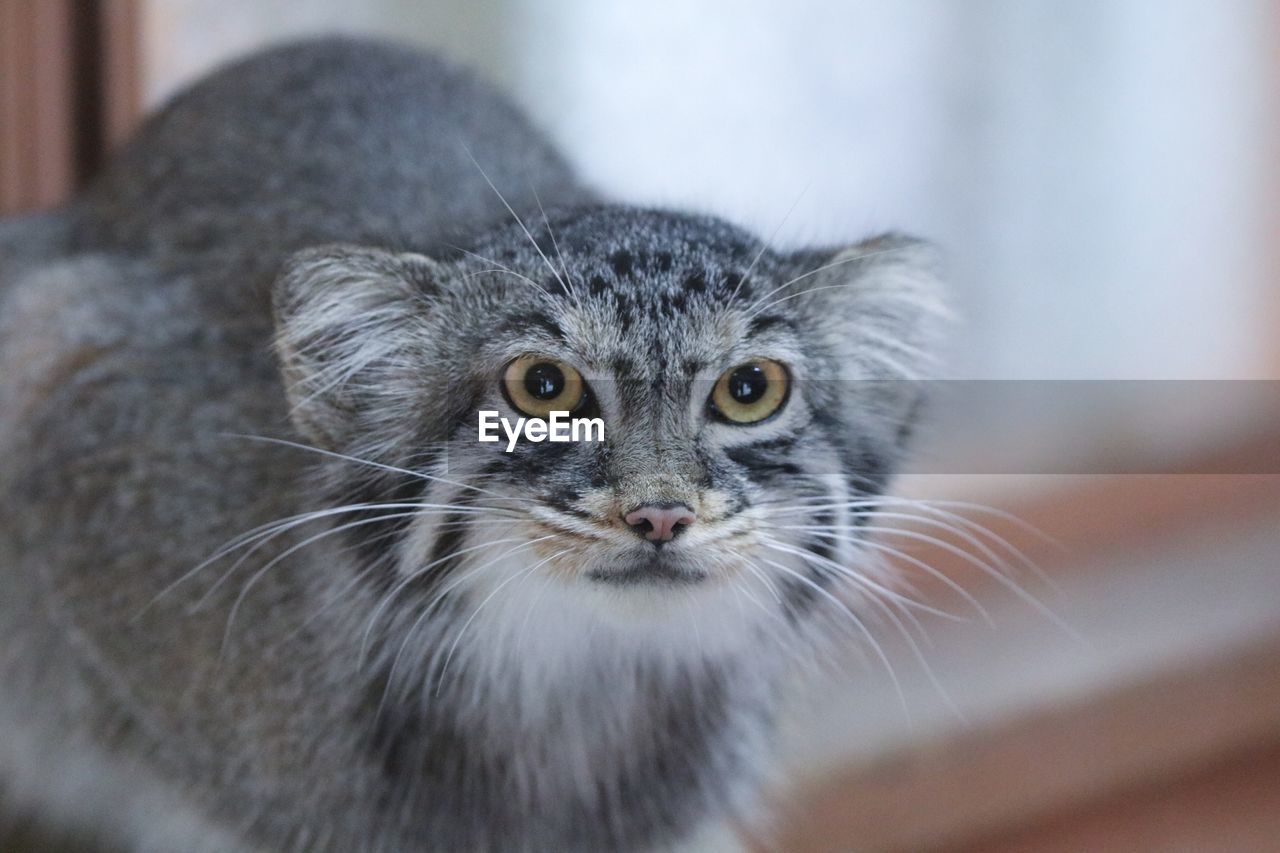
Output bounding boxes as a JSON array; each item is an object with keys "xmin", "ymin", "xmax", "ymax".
[
  {"xmin": 754, "ymin": 554, "xmax": 909, "ymax": 720},
  {"xmin": 223, "ymin": 433, "xmax": 536, "ymax": 505},
  {"xmin": 732, "ymin": 183, "xmax": 809, "ymax": 302},
  {"xmin": 357, "ymin": 533, "xmax": 558, "ymax": 666},
  {"xmin": 460, "ymin": 143, "xmax": 577, "ymax": 304},
  {"xmin": 758, "ymin": 538, "xmax": 964, "ymax": 721},
  {"xmin": 434, "ymin": 547, "xmax": 571, "ymax": 695}
]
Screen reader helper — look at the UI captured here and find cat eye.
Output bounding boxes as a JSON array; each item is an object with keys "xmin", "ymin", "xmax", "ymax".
[
  {"xmin": 710, "ymin": 359, "xmax": 789, "ymax": 424},
  {"xmin": 503, "ymin": 355, "xmax": 588, "ymax": 418}
]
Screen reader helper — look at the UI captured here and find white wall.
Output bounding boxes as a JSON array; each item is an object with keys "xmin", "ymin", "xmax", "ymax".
[
  {"xmin": 142, "ymin": 0, "xmax": 516, "ymax": 106},
  {"xmin": 141, "ymin": 0, "xmax": 1278, "ymax": 380},
  {"xmin": 505, "ymin": 0, "xmax": 1277, "ymax": 379}
]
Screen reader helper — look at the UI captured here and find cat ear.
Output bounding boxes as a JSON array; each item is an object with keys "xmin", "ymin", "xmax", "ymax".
[
  {"xmin": 272, "ymin": 245, "xmax": 442, "ymax": 451},
  {"xmin": 784, "ymin": 233, "xmax": 949, "ymax": 381},
  {"xmin": 780, "ymin": 234, "xmax": 949, "ymax": 461}
]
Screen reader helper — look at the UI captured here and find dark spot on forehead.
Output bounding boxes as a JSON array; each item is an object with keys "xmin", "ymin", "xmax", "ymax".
[
  {"xmin": 532, "ymin": 228, "xmax": 560, "ymax": 258},
  {"xmin": 683, "ymin": 272, "xmax": 707, "ymax": 293},
  {"xmin": 537, "ymin": 315, "xmax": 567, "ymax": 339},
  {"xmin": 657, "ymin": 252, "xmax": 674, "ymax": 272},
  {"xmin": 500, "ymin": 312, "xmax": 566, "ymax": 341},
  {"xmin": 588, "ymin": 275, "xmax": 609, "ymax": 296},
  {"xmin": 610, "ymin": 250, "xmax": 635, "ymax": 278},
  {"xmin": 611, "ymin": 355, "xmax": 636, "ymax": 375},
  {"xmin": 724, "ymin": 271, "xmax": 753, "ymax": 300},
  {"xmin": 747, "ymin": 314, "xmax": 793, "ymax": 336}
]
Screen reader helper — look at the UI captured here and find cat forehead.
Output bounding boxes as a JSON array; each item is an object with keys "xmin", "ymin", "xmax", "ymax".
[
  {"xmin": 548, "ymin": 206, "xmax": 761, "ymax": 255},
  {"xmin": 485, "ymin": 296, "xmax": 803, "ymax": 392},
  {"xmin": 466, "ymin": 207, "xmax": 774, "ymax": 295},
  {"xmin": 458, "ymin": 209, "xmax": 801, "ymax": 362}
]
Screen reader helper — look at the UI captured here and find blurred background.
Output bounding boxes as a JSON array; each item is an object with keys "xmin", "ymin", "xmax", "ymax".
[{"xmin": 3, "ymin": 1, "xmax": 1279, "ymax": 850}]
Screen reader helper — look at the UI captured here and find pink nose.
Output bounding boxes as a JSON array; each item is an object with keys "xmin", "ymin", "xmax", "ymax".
[{"xmin": 624, "ymin": 504, "xmax": 696, "ymax": 543}]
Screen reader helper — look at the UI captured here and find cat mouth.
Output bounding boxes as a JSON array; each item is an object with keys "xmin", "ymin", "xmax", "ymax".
[{"xmin": 584, "ymin": 556, "xmax": 709, "ymax": 586}]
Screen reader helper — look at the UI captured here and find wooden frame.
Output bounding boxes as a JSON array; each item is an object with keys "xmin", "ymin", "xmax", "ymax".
[
  {"xmin": 765, "ymin": 633, "xmax": 1280, "ymax": 851},
  {"xmin": 0, "ymin": 0, "xmax": 141, "ymax": 216},
  {"xmin": 0, "ymin": 0, "xmax": 74, "ymax": 214}
]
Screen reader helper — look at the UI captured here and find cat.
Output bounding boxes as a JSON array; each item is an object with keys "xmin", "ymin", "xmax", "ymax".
[{"xmin": 0, "ymin": 37, "xmax": 943, "ymax": 852}]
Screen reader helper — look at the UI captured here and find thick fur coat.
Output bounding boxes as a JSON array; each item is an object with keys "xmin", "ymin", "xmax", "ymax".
[{"xmin": 0, "ymin": 39, "xmax": 942, "ymax": 851}]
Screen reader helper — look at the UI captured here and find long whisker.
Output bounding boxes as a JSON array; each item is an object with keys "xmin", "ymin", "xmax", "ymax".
[
  {"xmin": 435, "ymin": 548, "xmax": 571, "ymax": 695},
  {"xmin": 757, "ymin": 537, "xmax": 965, "ymax": 624},
  {"xmin": 223, "ymin": 433, "xmax": 536, "ymax": 505},
  {"xmin": 732, "ymin": 183, "xmax": 810, "ymax": 302},
  {"xmin": 762, "ymin": 493, "xmax": 1059, "ymax": 591},
  {"xmin": 528, "ymin": 181, "xmax": 576, "ymax": 301},
  {"xmin": 515, "ymin": 570, "xmax": 560, "ymax": 649},
  {"xmin": 754, "ymin": 555, "xmax": 909, "ymax": 719},
  {"xmin": 358, "ymin": 533, "xmax": 559, "ymax": 666},
  {"xmin": 743, "ymin": 246, "xmax": 904, "ymax": 316},
  {"xmin": 137, "ymin": 500, "xmax": 515, "ymax": 619},
  {"xmin": 758, "ymin": 538, "xmax": 964, "ymax": 719},
  {"xmin": 218, "ymin": 510, "xmax": 445, "ymax": 655},
  {"xmin": 377, "ymin": 540, "xmax": 566, "ymax": 717},
  {"xmin": 740, "ymin": 558, "xmax": 814, "ymax": 648},
  {"xmin": 372, "ymin": 538, "xmax": 549, "ymax": 719},
  {"xmin": 740, "ymin": 559, "xmax": 783, "ymax": 604},
  {"xmin": 897, "ymin": 503, "xmax": 1053, "ymax": 586},
  {"xmin": 849, "ymin": 524, "xmax": 1078, "ymax": 640},
  {"xmin": 461, "ymin": 267, "xmax": 556, "ymax": 294},
  {"xmin": 281, "ymin": 560, "xmax": 381, "ymax": 643},
  {"xmin": 846, "ymin": 534, "xmax": 993, "ymax": 626},
  {"xmin": 460, "ymin": 143, "xmax": 576, "ymax": 302},
  {"xmin": 445, "ymin": 243, "xmax": 554, "ymax": 301},
  {"xmin": 779, "ymin": 510, "xmax": 1019, "ymax": 595}
]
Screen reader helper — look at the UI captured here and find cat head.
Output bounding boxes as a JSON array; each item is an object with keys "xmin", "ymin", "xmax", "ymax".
[{"xmin": 273, "ymin": 207, "xmax": 944, "ymax": 662}]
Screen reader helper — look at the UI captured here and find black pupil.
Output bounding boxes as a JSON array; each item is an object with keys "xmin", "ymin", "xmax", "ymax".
[
  {"xmin": 728, "ymin": 364, "xmax": 767, "ymax": 405},
  {"xmin": 524, "ymin": 362, "xmax": 565, "ymax": 400}
]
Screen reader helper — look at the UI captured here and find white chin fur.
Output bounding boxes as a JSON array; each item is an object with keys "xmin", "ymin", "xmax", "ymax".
[
  {"xmin": 453, "ymin": 543, "xmax": 783, "ymax": 665},
  {"xmin": 389, "ymin": 515, "xmax": 804, "ymax": 723}
]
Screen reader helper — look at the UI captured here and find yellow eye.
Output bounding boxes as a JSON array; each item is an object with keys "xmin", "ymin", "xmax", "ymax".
[
  {"xmin": 502, "ymin": 355, "xmax": 587, "ymax": 418},
  {"xmin": 711, "ymin": 360, "xmax": 789, "ymax": 424}
]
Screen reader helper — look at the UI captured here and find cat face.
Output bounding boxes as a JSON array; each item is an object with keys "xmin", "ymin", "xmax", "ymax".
[{"xmin": 273, "ymin": 209, "xmax": 942, "ymax": 654}]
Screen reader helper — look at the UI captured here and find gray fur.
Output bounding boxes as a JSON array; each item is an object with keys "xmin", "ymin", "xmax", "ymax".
[{"xmin": 0, "ymin": 38, "xmax": 943, "ymax": 851}]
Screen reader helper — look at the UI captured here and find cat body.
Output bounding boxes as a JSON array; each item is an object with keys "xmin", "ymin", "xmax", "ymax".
[{"xmin": 0, "ymin": 39, "xmax": 940, "ymax": 851}]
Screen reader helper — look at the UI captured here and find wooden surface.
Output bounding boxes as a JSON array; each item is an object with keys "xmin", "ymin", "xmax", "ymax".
[
  {"xmin": 951, "ymin": 739, "xmax": 1280, "ymax": 853},
  {"xmin": 765, "ymin": 633, "xmax": 1280, "ymax": 852},
  {"xmin": 0, "ymin": 0, "xmax": 141, "ymax": 215},
  {"xmin": 96, "ymin": 0, "xmax": 143, "ymax": 155},
  {"xmin": 0, "ymin": 0, "xmax": 75, "ymax": 214}
]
